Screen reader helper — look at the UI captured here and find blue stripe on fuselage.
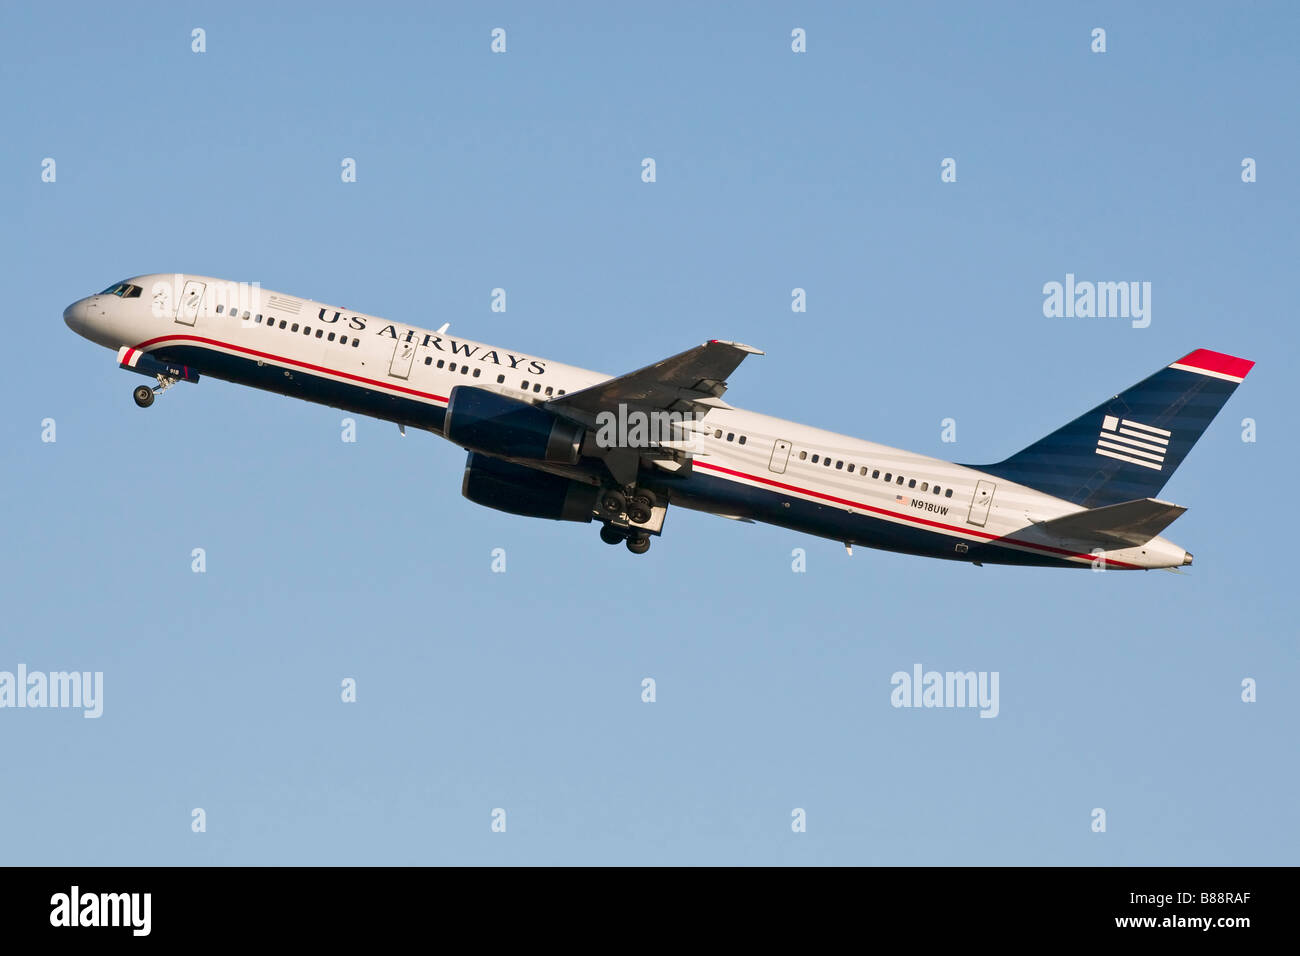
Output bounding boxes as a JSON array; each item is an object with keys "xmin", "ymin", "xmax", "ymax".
[
  {"xmin": 654, "ymin": 468, "xmax": 1080, "ymax": 568},
  {"xmin": 153, "ymin": 344, "xmax": 449, "ymax": 433}
]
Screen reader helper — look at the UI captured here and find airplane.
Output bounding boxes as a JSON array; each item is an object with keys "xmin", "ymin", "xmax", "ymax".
[{"xmin": 64, "ymin": 274, "xmax": 1254, "ymax": 569}]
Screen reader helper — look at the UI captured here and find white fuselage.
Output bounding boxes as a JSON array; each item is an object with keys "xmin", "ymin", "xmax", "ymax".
[{"xmin": 64, "ymin": 274, "xmax": 1191, "ymax": 569}]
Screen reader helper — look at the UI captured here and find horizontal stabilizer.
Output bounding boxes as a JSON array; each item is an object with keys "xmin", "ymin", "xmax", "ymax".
[{"xmin": 1037, "ymin": 497, "xmax": 1186, "ymax": 550}]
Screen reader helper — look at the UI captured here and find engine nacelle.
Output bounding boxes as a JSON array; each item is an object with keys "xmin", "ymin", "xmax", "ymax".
[
  {"xmin": 443, "ymin": 386, "xmax": 583, "ymax": 464},
  {"xmin": 461, "ymin": 452, "xmax": 598, "ymax": 523}
]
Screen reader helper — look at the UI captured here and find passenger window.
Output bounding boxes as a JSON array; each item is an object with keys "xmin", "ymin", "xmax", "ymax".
[
  {"xmin": 799, "ymin": 451, "xmax": 807, "ymax": 460},
  {"xmin": 216, "ymin": 305, "xmax": 224, "ymax": 314},
  {"xmin": 521, "ymin": 381, "xmax": 529, "ymax": 390},
  {"xmin": 738, "ymin": 435, "xmax": 746, "ymax": 444},
  {"xmin": 255, "ymin": 314, "xmax": 262, "ymax": 323},
  {"xmin": 727, "ymin": 433, "xmax": 734, "ymax": 442},
  {"xmin": 836, "ymin": 460, "xmax": 843, "ymax": 469},
  {"xmin": 848, "ymin": 465, "xmax": 855, "ymax": 473},
  {"xmin": 884, "ymin": 473, "xmax": 891, "ymax": 482},
  {"xmin": 716, "ymin": 430, "xmax": 723, "ymax": 439},
  {"xmin": 933, "ymin": 486, "xmax": 941, "ymax": 495},
  {"xmin": 908, "ymin": 479, "xmax": 916, "ymax": 488},
  {"xmin": 449, "ymin": 363, "xmax": 457, "ymax": 372},
  {"xmin": 351, "ymin": 339, "xmax": 359, "ymax": 347},
  {"xmin": 328, "ymin": 332, "xmax": 336, "ymax": 341},
  {"xmin": 243, "ymin": 312, "xmax": 251, "ymax": 321},
  {"xmin": 920, "ymin": 482, "xmax": 928, "ymax": 491},
  {"xmin": 872, "ymin": 470, "xmax": 880, "ymax": 479},
  {"xmin": 543, "ymin": 385, "xmax": 551, "ymax": 394},
  {"xmin": 315, "ymin": 329, "xmax": 323, "ymax": 338},
  {"xmin": 497, "ymin": 374, "xmax": 505, "ymax": 384},
  {"xmin": 532, "ymin": 383, "xmax": 540, "ymax": 391},
  {"xmin": 279, "ymin": 320, "xmax": 287, "ymax": 329},
  {"xmin": 944, "ymin": 489, "xmax": 953, "ymax": 498},
  {"xmin": 896, "ymin": 476, "xmax": 904, "ymax": 485},
  {"xmin": 339, "ymin": 336, "xmax": 347, "ymax": 345},
  {"xmin": 824, "ymin": 458, "xmax": 831, "ymax": 467},
  {"xmin": 291, "ymin": 323, "xmax": 299, "ymax": 332},
  {"xmin": 424, "ymin": 357, "xmax": 432, "ymax": 365},
  {"xmin": 558, "ymin": 390, "xmax": 565, "ymax": 395},
  {"xmin": 812, "ymin": 454, "xmax": 819, "ymax": 463}
]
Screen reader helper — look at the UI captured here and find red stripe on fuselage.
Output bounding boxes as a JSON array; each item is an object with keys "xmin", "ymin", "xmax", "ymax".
[
  {"xmin": 131, "ymin": 334, "xmax": 450, "ymax": 404},
  {"xmin": 692, "ymin": 461, "xmax": 1140, "ymax": 568}
]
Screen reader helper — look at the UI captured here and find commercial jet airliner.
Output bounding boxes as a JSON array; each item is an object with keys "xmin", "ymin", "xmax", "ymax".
[{"xmin": 65, "ymin": 275, "xmax": 1254, "ymax": 568}]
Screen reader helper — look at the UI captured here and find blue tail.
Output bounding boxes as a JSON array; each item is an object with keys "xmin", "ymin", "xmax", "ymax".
[{"xmin": 967, "ymin": 350, "xmax": 1254, "ymax": 508}]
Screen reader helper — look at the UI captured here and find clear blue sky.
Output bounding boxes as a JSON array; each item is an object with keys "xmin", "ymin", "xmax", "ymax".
[{"xmin": 3, "ymin": 1, "xmax": 1296, "ymax": 865}]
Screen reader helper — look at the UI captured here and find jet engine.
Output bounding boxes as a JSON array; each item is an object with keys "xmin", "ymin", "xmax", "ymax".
[
  {"xmin": 461, "ymin": 452, "xmax": 598, "ymax": 523},
  {"xmin": 443, "ymin": 386, "xmax": 584, "ymax": 464}
]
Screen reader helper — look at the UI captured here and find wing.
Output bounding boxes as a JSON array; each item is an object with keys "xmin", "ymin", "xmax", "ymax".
[
  {"xmin": 545, "ymin": 340, "xmax": 763, "ymax": 484},
  {"xmin": 545, "ymin": 339, "xmax": 762, "ymax": 422}
]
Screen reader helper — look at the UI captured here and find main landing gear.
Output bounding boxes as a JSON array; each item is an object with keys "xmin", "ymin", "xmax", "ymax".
[
  {"xmin": 599, "ymin": 523, "xmax": 652, "ymax": 554},
  {"xmin": 597, "ymin": 486, "xmax": 658, "ymax": 554}
]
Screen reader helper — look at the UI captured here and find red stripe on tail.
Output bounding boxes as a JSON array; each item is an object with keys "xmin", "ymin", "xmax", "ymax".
[{"xmin": 1173, "ymin": 349, "xmax": 1254, "ymax": 380}]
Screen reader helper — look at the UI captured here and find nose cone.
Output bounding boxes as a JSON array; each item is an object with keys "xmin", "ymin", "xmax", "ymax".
[
  {"xmin": 63, "ymin": 297, "xmax": 92, "ymax": 336},
  {"xmin": 1183, "ymin": 551, "xmax": 1194, "ymax": 567},
  {"xmin": 63, "ymin": 295, "xmax": 117, "ymax": 348}
]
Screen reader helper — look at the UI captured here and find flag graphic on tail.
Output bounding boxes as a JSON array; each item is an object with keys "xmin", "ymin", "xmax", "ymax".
[
  {"xmin": 1095, "ymin": 415, "xmax": 1169, "ymax": 471},
  {"xmin": 968, "ymin": 349, "xmax": 1254, "ymax": 508}
]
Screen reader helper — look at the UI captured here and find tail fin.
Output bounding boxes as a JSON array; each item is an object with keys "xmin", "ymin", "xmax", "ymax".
[{"xmin": 968, "ymin": 349, "xmax": 1254, "ymax": 507}]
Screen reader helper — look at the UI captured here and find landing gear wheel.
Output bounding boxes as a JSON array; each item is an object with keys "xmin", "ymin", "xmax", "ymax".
[
  {"xmin": 599, "ymin": 523, "xmax": 624, "ymax": 545},
  {"xmin": 625, "ymin": 533, "xmax": 651, "ymax": 555},
  {"xmin": 627, "ymin": 489, "xmax": 657, "ymax": 525},
  {"xmin": 133, "ymin": 385, "xmax": 155, "ymax": 408},
  {"xmin": 598, "ymin": 489, "xmax": 626, "ymax": 519}
]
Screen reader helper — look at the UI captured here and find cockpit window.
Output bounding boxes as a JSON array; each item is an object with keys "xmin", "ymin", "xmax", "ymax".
[{"xmin": 99, "ymin": 282, "xmax": 143, "ymax": 298}]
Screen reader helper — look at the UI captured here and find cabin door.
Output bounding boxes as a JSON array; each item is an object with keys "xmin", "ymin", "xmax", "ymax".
[
  {"xmin": 175, "ymin": 280, "xmax": 205, "ymax": 326},
  {"xmin": 967, "ymin": 480, "xmax": 996, "ymax": 527}
]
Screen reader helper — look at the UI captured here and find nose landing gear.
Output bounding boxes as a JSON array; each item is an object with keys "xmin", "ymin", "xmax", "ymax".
[
  {"xmin": 131, "ymin": 373, "xmax": 183, "ymax": 408},
  {"xmin": 118, "ymin": 347, "xmax": 200, "ymax": 408}
]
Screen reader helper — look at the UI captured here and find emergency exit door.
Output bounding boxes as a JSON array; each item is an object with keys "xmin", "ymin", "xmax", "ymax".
[{"xmin": 966, "ymin": 480, "xmax": 996, "ymax": 527}]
